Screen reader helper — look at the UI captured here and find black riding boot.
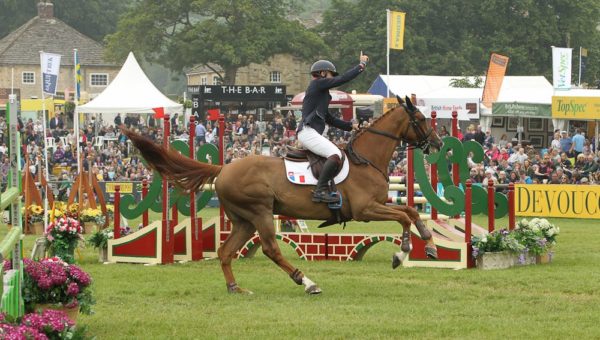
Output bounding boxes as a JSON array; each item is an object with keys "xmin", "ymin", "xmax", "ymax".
[{"xmin": 312, "ymin": 156, "xmax": 341, "ymax": 203}]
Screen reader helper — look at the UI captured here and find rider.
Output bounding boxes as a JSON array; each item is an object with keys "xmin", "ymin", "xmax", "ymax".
[{"xmin": 297, "ymin": 53, "xmax": 369, "ymax": 203}]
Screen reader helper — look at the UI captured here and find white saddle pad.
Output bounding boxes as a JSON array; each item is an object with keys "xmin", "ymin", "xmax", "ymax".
[{"xmin": 284, "ymin": 155, "xmax": 350, "ymax": 185}]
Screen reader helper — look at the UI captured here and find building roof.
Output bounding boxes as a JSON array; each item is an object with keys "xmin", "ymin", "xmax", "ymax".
[
  {"xmin": 186, "ymin": 63, "xmax": 224, "ymax": 75},
  {"xmin": 0, "ymin": 2, "xmax": 116, "ymax": 67}
]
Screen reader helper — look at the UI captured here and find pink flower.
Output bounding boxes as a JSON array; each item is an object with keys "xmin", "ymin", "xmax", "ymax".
[{"xmin": 67, "ymin": 282, "xmax": 79, "ymax": 296}]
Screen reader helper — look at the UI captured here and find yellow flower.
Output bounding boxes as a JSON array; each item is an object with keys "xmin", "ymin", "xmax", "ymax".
[
  {"xmin": 69, "ymin": 203, "xmax": 79, "ymax": 213},
  {"xmin": 28, "ymin": 205, "xmax": 44, "ymax": 216}
]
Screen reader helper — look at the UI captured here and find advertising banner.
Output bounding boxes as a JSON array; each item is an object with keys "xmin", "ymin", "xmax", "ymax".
[
  {"xmin": 551, "ymin": 96, "xmax": 600, "ymax": 120},
  {"xmin": 388, "ymin": 11, "xmax": 406, "ymax": 50},
  {"xmin": 482, "ymin": 53, "xmax": 509, "ymax": 108},
  {"xmin": 493, "ymin": 102, "xmax": 551, "ymax": 118},
  {"xmin": 552, "ymin": 47, "xmax": 572, "ymax": 90},
  {"xmin": 40, "ymin": 52, "xmax": 61, "ymax": 95},
  {"xmin": 515, "ymin": 184, "xmax": 600, "ymax": 219}
]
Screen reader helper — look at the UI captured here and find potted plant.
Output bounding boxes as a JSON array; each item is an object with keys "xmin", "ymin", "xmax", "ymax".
[
  {"xmin": 26, "ymin": 204, "xmax": 45, "ymax": 235},
  {"xmin": 88, "ymin": 226, "xmax": 132, "ymax": 262},
  {"xmin": 80, "ymin": 208, "xmax": 104, "ymax": 234},
  {"xmin": 472, "ymin": 229, "xmax": 524, "ymax": 269},
  {"xmin": 514, "ymin": 218, "xmax": 559, "ymax": 264},
  {"xmin": 45, "ymin": 217, "xmax": 84, "ymax": 264},
  {"xmin": 3, "ymin": 258, "xmax": 95, "ymax": 323},
  {"xmin": 67, "ymin": 202, "xmax": 80, "ymax": 220}
]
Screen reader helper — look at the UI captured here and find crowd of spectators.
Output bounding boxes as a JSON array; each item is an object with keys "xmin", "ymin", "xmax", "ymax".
[{"xmin": 1, "ymin": 110, "xmax": 598, "ymax": 195}]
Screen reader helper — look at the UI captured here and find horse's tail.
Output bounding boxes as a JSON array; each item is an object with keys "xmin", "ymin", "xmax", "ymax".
[{"xmin": 122, "ymin": 128, "xmax": 222, "ymax": 192}]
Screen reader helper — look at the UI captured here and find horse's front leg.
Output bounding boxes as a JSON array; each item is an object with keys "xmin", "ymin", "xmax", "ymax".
[
  {"xmin": 354, "ymin": 202, "xmax": 416, "ymax": 269},
  {"xmin": 389, "ymin": 205, "xmax": 438, "ymax": 259}
]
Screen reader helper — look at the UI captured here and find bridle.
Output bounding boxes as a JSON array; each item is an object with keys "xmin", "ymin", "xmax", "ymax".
[{"xmin": 346, "ymin": 104, "xmax": 435, "ymax": 181}]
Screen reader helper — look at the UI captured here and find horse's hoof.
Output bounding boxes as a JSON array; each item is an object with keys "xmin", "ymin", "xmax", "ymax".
[
  {"xmin": 425, "ymin": 246, "xmax": 438, "ymax": 259},
  {"xmin": 392, "ymin": 252, "xmax": 408, "ymax": 269},
  {"xmin": 227, "ymin": 284, "xmax": 254, "ymax": 295},
  {"xmin": 305, "ymin": 284, "xmax": 322, "ymax": 295}
]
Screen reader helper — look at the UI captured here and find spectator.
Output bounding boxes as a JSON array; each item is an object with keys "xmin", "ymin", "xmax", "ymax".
[
  {"xmin": 559, "ymin": 131, "xmax": 573, "ymax": 156},
  {"xmin": 571, "ymin": 129, "xmax": 585, "ymax": 157},
  {"xmin": 484, "ymin": 130, "xmax": 495, "ymax": 148}
]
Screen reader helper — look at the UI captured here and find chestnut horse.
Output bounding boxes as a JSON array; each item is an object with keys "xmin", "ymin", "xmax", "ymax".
[{"xmin": 123, "ymin": 96, "xmax": 442, "ymax": 294}]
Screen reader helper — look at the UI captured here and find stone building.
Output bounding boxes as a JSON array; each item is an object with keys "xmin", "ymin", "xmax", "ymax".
[{"xmin": 0, "ymin": 1, "xmax": 120, "ymax": 111}]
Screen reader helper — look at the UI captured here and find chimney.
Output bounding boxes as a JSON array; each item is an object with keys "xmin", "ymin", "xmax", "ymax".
[{"xmin": 37, "ymin": 1, "xmax": 54, "ymax": 19}]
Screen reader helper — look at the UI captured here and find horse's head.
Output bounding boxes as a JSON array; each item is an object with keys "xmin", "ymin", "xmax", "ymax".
[{"xmin": 394, "ymin": 95, "xmax": 443, "ymax": 153}]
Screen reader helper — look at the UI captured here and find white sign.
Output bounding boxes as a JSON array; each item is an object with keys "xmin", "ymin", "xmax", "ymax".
[
  {"xmin": 40, "ymin": 52, "xmax": 61, "ymax": 95},
  {"xmin": 552, "ymin": 47, "xmax": 572, "ymax": 90},
  {"xmin": 420, "ymin": 98, "xmax": 479, "ymax": 119}
]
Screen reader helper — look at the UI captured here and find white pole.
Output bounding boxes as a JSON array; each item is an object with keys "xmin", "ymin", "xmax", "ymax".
[
  {"xmin": 386, "ymin": 9, "xmax": 390, "ymax": 98},
  {"xmin": 74, "ymin": 49, "xmax": 81, "ymax": 176}
]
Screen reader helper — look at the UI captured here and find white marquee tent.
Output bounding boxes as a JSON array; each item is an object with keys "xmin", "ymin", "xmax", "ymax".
[{"xmin": 77, "ymin": 52, "xmax": 182, "ymax": 115}]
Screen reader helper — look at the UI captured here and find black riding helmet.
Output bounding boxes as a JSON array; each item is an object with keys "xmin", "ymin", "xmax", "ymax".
[{"xmin": 310, "ymin": 60, "xmax": 338, "ymax": 76}]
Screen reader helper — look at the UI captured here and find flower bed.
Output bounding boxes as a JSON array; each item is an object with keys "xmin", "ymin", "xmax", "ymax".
[
  {"xmin": 0, "ymin": 309, "xmax": 86, "ymax": 339},
  {"xmin": 472, "ymin": 218, "xmax": 559, "ymax": 269},
  {"xmin": 45, "ymin": 217, "xmax": 84, "ymax": 264}
]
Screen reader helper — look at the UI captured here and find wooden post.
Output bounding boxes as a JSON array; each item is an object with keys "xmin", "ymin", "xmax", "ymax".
[
  {"xmin": 430, "ymin": 111, "xmax": 438, "ymax": 220},
  {"xmin": 487, "ymin": 179, "xmax": 495, "ymax": 233}
]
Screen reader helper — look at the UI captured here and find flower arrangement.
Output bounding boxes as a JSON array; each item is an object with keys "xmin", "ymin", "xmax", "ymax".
[
  {"xmin": 471, "ymin": 229, "xmax": 524, "ymax": 258},
  {"xmin": 0, "ymin": 309, "xmax": 86, "ymax": 339},
  {"xmin": 80, "ymin": 208, "xmax": 105, "ymax": 224},
  {"xmin": 26, "ymin": 204, "xmax": 45, "ymax": 223},
  {"xmin": 88, "ymin": 226, "xmax": 132, "ymax": 250},
  {"xmin": 3, "ymin": 258, "xmax": 95, "ymax": 316},
  {"xmin": 45, "ymin": 217, "xmax": 84, "ymax": 264},
  {"xmin": 514, "ymin": 218, "xmax": 560, "ymax": 256},
  {"xmin": 67, "ymin": 203, "xmax": 80, "ymax": 219}
]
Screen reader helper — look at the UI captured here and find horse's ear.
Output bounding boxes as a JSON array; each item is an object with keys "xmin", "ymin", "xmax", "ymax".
[
  {"xmin": 405, "ymin": 95, "xmax": 416, "ymax": 111},
  {"xmin": 396, "ymin": 95, "xmax": 404, "ymax": 104}
]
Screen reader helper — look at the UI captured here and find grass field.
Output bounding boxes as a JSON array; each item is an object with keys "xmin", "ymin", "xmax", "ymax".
[{"xmin": 7, "ymin": 211, "xmax": 600, "ymax": 339}]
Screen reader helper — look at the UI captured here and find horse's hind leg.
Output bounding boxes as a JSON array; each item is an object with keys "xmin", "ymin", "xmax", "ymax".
[
  {"xmin": 390, "ymin": 205, "xmax": 438, "ymax": 259},
  {"xmin": 217, "ymin": 219, "xmax": 256, "ymax": 294},
  {"xmin": 253, "ymin": 214, "xmax": 321, "ymax": 294}
]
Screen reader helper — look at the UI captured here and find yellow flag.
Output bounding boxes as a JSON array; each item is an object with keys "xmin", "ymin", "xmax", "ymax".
[{"xmin": 389, "ymin": 11, "xmax": 406, "ymax": 50}]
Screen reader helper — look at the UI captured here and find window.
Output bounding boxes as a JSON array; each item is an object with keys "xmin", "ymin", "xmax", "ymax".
[
  {"xmin": 90, "ymin": 73, "xmax": 109, "ymax": 86},
  {"xmin": 212, "ymin": 76, "xmax": 221, "ymax": 85},
  {"xmin": 22, "ymin": 72, "xmax": 35, "ymax": 84},
  {"xmin": 201, "ymin": 76, "xmax": 207, "ymax": 85},
  {"xmin": 270, "ymin": 71, "xmax": 281, "ymax": 83}
]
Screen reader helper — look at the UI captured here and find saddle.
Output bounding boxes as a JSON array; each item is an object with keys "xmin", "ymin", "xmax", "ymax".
[{"xmin": 284, "ymin": 146, "xmax": 345, "ymax": 179}]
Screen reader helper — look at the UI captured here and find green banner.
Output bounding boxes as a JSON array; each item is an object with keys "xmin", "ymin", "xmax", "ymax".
[{"xmin": 493, "ymin": 102, "xmax": 551, "ymax": 117}]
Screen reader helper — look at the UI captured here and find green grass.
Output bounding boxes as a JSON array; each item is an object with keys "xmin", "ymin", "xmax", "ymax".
[{"xmin": 6, "ymin": 212, "xmax": 600, "ymax": 339}]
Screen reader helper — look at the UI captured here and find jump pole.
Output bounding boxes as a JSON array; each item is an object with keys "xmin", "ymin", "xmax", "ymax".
[
  {"xmin": 189, "ymin": 116, "xmax": 203, "ymax": 260},
  {"xmin": 487, "ymin": 179, "xmax": 495, "ymax": 233},
  {"xmin": 142, "ymin": 179, "xmax": 148, "ymax": 227},
  {"xmin": 114, "ymin": 186, "xmax": 121, "ymax": 239},
  {"xmin": 218, "ymin": 115, "xmax": 226, "ymax": 232},
  {"xmin": 430, "ymin": 111, "xmax": 438, "ymax": 220},
  {"xmin": 465, "ymin": 180, "xmax": 474, "ymax": 268},
  {"xmin": 162, "ymin": 114, "xmax": 174, "ymax": 264}
]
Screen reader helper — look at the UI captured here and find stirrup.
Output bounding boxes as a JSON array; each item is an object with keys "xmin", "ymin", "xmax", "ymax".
[{"xmin": 312, "ymin": 190, "xmax": 340, "ymax": 203}]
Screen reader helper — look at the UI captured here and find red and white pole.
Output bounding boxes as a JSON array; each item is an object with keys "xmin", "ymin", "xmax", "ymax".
[
  {"xmin": 114, "ymin": 185, "xmax": 121, "ymax": 239},
  {"xmin": 189, "ymin": 116, "xmax": 203, "ymax": 260},
  {"xmin": 218, "ymin": 115, "xmax": 226, "ymax": 231},
  {"xmin": 142, "ymin": 179, "xmax": 148, "ymax": 227},
  {"xmin": 162, "ymin": 114, "xmax": 173, "ymax": 264},
  {"xmin": 465, "ymin": 179, "xmax": 474, "ymax": 268}
]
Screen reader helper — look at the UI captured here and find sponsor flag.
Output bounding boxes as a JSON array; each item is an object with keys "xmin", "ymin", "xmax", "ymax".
[
  {"xmin": 74, "ymin": 49, "xmax": 81, "ymax": 101},
  {"xmin": 40, "ymin": 52, "xmax": 61, "ymax": 95},
  {"xmin": 482, "ymin": 53, "xmax": 509, "ymax": 108},
  {"xmin": 552, "ymin": 47, "xmax": 572, "ymax": 90},
  {"xmin": 207, "ymin": 108, "xmax": 220, "ymax": 121},
  {"xmin": 152, "ymin": 107, "xmax": 165, "ymax": 119},
  {"xmin": 579, "ymin": 47, "xmax": 587, "ymax": 86},
  {"xmin": 388, "ymin": 11, "xmax": 406, "ymax": 50},
  {"xmin": 287, "ymin": 172, "xmax": 305, "ymax": 183}
]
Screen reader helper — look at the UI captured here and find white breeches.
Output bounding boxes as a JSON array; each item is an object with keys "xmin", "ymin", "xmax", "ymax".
[{"xmin": 297, "ymin": 126, "xmax": 342, "ymax": 158}]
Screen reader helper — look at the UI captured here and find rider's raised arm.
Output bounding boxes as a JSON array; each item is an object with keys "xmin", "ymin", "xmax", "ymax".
[{"xmin": 314, "ymin": 64, "xmax": 365, "ymax": 90}]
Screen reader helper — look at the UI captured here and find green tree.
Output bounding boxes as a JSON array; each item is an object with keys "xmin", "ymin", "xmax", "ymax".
[
  {"xmin": 319, "ymin": 0, "xmax": 600, "ymax": 91},
  {"xmin": 0, "ymin": 0, "xmax": 134, "ymax": 41},
  {"xmin": 104, "ymin": 0, "xmax": 328, "ymax": 84}
]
